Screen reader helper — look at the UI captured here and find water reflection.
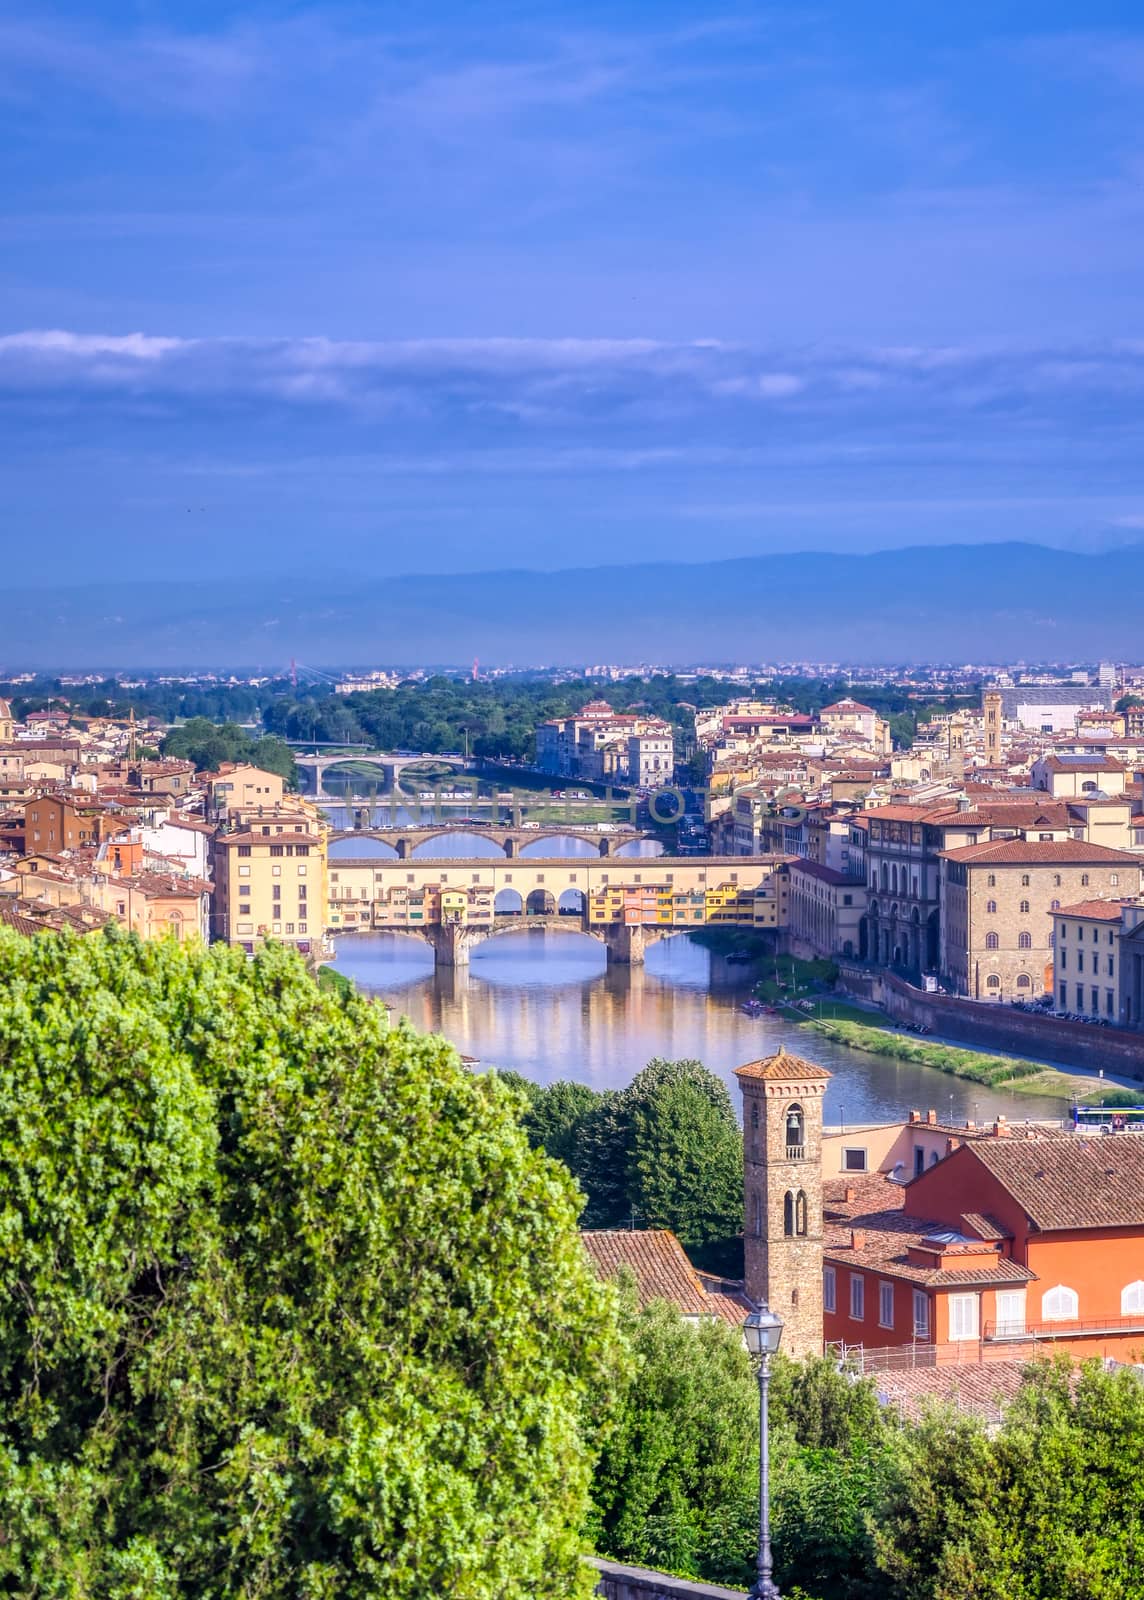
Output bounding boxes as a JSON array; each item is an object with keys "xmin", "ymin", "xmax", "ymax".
[{"xmin": 332, "ymin": 929, "xmax": 1065, "ymax": 1125}]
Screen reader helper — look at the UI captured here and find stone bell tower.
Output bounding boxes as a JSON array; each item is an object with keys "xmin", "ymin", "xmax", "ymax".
[{"xmin": 735, "ymin": 1046, "xmax": 831, "ymax": 1359}]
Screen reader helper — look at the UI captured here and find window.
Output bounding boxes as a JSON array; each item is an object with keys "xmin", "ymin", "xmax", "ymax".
[
  {"xmin": 1081, "ymin": 873, "xmax": 1090, "ymax": 887},
  {"xmin": 996, "ymin": 1290, "xmax": 1026, "ymax": 1336},
  {"xmin": 238, "ymin": 864, "xmax": 251, "ymax": 878},
  {"xmin": 1111, "ymin": 872, "xmax": 1121, "ymax": 888},
  {"xmin": 1020, "ymin": 873, "xmax": 1030, "ymax": 886},
  {"xmin": 784, "ymin": 1192, "xmax": 795, "ymax": 1237},
  {"xmin": 987, "ymin": 899, "xmax": 997, "ymax": 914},
  {"xmin": 913, "ymin": 1290, "xmax": 930, "ymax": 1339},
  {"xmin": 843, "ymin": 1147, "xmax": 868, "ymax": 1172},
  {"xmin": 849, "ymin": 1275, "xmax": 864, "ymax": 1320},
  {"xmin": 1059, "ymin": 981, "xmax": 1067, "ymax": 1006},
  {"xmin": 785, "ymin": 1106, "xmax": 805, "ymax": 1159},
  {"xmin": 986, "ymin": 932, "xmax": 999, "ymax": 950},
  {"xmin": 824, "ymin": 1266, "xmax": 836, "ymax": 1313},
  {"xmin": 948, "ymin": 1293, "xmax": 980, "ymax": 1341},
  {"xmin": 879, "ymin": 1281, "xmax": 894, "ymax": 1328},
  {"xmin": 1122, "ymin": 1281, "xmax": 1144, "ymax": 1315},
  {"xmin": 753, "ymin": 1192, "xmax": 762, "ymax": 1238},
  {"xmin": 1018, "ymin": 932, "xmax": 1031, "ymax": 950},
  {"xmin": 1051, "ymin": 899, "xmax": 1060, "ymax": 910},
  {"xmin": 297, "ymin": 864, "xmax": 307, "ymax": 876},
  {"xmin": 237, "ymin": 845, "xmax": 251, "ymax": 857},
  {"xmin": 1059, "ymin": 949, "xmax": 1067, "ymax": 971},
  {"xmin": 1020, "ymin": 900, "xmax": 1030, "ymax": 914},
  {"xmin": 1053, "ymin": 873, "xmax": 1061, "ymax": 887},
  {"xmin": 1078, "ymin": 951, "xmax": 1085, "ymax": 973},
  {"xmin": 986, "ymin": 974, "xmax": 1001, "ymax": 988},
  {"xmin": 987, "ymin": 873, "xmax": 996, "ymax": 887},
  {"xmin": 270, "ymin": 844, "xmax": 284, "ymax": 857},
  {"xmin": 1016, "ymin": 973, "xmax": 1031, "ymax": 988},
  {"xmin": 1041, "ymin": 1284, "xmax": 1079, "ymax": 1322},
  {"xmin": 795, "ymin": 1191, "xmax": 808, "ymax": 1236}
]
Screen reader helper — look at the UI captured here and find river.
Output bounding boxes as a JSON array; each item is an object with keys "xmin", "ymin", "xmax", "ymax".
[
  {"xmin": 322, "ymin": 802, "xmax": 1066, "ymax": 1123},
  {"xmin": 330, "ymin": 928, "xmax": 1066, "ymax": 1126}
]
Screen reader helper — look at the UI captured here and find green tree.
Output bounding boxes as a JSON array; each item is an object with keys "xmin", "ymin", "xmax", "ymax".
[
  {"xmin": 588, "ymin": 1293, "xmax": 759, "ymax": 1586},
  {"xmin": 0, "ymin": 927, "xmax": 619, "ymax": 1599},
  {"xmin": 160, "ymin": 717, "xmax": 296, "ymax": 786},
  {"xmin": 629, "ymin": 1072, "xmax": 743, "ymax": 1253}
]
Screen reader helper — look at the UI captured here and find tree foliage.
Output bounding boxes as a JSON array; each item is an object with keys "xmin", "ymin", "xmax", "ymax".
[
  {"xmin": 507, "ymin": 1059, "xmax": 744, "ymax": 1265},
  {"xmin": 0, "ymin": 927, "xmax": 619, "ymax": 1599},
  {"xmin": 160, "ymin": 715, "xmax": 297, "ymax": 785}
]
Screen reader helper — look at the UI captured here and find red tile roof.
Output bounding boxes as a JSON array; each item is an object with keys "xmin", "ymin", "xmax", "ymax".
[
  {"xmin": 735, "ymin": 1046, "xmax": 832, "ymax": 1083},
  {"xmin": 581, "ymin": 1230, "xmax": 750, "ymax": 1325},
  {"xmin": 939, "ymin": 839, "xmax": 1140, "ymax": 866},
  {"xmin": 966, "ymin": 1138, "xmax": 1144, "ymax": 1231},
  {"xmin": 1053, "ymin": 899, "xmax": 1131, "ymax": 922}
]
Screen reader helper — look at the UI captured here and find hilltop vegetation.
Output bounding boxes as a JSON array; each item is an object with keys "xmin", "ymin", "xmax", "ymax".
[{"xmin": 0, "ymin": 927, "xmax": 615, "ymax": 1599}]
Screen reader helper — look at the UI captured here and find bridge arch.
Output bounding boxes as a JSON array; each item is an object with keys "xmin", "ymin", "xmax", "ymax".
[
  {"xmin": 494, "ymin": 888, "xmax": 523, "ymax": 916},
  {"xmin": 518, "ymin": 833, "xmax": 599, "ymax": 859},
  {"xmin": 408, "ymin": 830, "xmax": 504, "ymax": 858},
  {"xmin": 558, "ymin": 887, "xmax": 586, "ymax": 915},
  {"xmin": 526, "ymin": 889, "xmax": 557, "ymax": 916}
]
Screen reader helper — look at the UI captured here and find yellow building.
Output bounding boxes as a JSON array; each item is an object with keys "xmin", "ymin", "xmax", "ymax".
[{"xmin": 210, "ymin": 808, "xmax": 328, "ymax": 955}]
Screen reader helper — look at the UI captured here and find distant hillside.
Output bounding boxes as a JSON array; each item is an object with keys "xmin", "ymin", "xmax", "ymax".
[{"xmin": 7, "ymin": 542, "xmax": 1144, "ymax": 667}]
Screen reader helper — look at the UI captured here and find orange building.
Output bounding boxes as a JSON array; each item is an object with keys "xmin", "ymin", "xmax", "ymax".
[{"xmin": 823, "ymin": 1137, "xmax": 1144, "ymax": 1364}]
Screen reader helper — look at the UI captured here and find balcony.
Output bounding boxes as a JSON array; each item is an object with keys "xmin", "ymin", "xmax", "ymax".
[
  {"xmin": 983, "ymin": 1314, "xmax": 1144, "ymax": 1344},
  {"xmin": 785, "ymin": 1143, "xmax": 805, "ymax": 1161}
]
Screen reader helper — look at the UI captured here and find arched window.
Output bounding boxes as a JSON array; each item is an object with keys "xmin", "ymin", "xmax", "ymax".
[
  {"xmin": 786, "ymin": 1106, "xmax": 805, "ymax": 1157},
  {"xmin": 1020, "ymin": 900, "xmax": 1030, "ymax": 914},
  {"xmin": 795, "ymin": 1190, "xmax": 808, "ymax": 1237},
  {"xmin": 986, "ymin": 974, "xmax": 1001, "ymax": 988},
  {"xmin": 1018, "ymin": 932, "xmax": 1032, "ymax": 949},
  {"xmin": 986, "ymin": 932, "xmax": 999, "ymax": 950},
  {"xmin": 987, "ymin": 873, "xmax": 996, "ymax": 887},
  {"xmin": 892, "ymin": 865, "xmax": 899, "ymax": 894},
  {"xmin": 987, "ymin": 899, "xmax": 997, "ymax": 914},
  {"xmin": 929, "ymin": 1149, "xmax": 939, "ymax": 1166},
  {"xmin": 1042, "ymin": 1284, "xmax": 1079, "ymax": 1322},
  {"xmin": 1081, "ymin": 874, "xmax": 1090, "ymax": 887},
  {"xmin": 1051, "ymin": 899, "xmax": 1060, "ymax": 910},
  {"xmin": 753, "ymin": 1192, "xmax": 762, "ymax": 1238},
  {"xmin": 1016, "ymin": 973, "xmax": 1031, "ymax": 988},
  {"xmin": 1122, "ymin": 1281, "xmax": 1144, "ymax": 1315},
  {"xmin": 783, "ymin": 1192, "xmax": 795, "ymax": 1237},
  {"xmin": 1021, "ymin": 874, "xmax": 1030, "ymax": 887},
  {"xmin": 881, "ymin": 865, "xmax": 889, "ymax": 891},
  {"xmin": 751, "ymin": 1103, "xmax": 759, "ymax": 1129}
]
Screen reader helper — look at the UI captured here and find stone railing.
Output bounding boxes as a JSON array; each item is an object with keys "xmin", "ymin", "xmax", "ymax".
[{"xmin": 589, "ymin": 1555, "xmax": 745, "ymax": 1599}]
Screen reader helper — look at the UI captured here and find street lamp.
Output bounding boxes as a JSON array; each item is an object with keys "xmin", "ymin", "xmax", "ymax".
[{"xmin": 742, "ymin": 1305, "xmax": 784, "ymax": 1600}]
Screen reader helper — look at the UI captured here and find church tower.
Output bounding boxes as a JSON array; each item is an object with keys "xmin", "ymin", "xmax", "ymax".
[
  {"xmin": 735, "ymin": 1046, "xmax": 831, "ymax": 1358},
  {"xmin": 983, "ymin": 690, "xmax": 1003, "ymax": 767}
]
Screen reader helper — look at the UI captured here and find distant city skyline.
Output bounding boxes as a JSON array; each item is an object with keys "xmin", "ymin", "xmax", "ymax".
[{"xmin": 3, "ymin": 2, "xmax": 1144, "ymax": 579}]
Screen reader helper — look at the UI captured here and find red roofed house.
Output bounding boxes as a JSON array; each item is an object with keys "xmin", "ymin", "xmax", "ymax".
[
  {"xmin": 824, "ymin": 1137, "xmax": 1144, "ymax": 1365},
  {"xmin": 581, "ymin": 1230, "xmax": 750, "ymax": 1327}
]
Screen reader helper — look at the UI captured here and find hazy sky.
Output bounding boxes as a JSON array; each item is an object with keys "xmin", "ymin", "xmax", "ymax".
[{"xmin": 4, "ymin": 1, "xmax": 1144, "ymax": 579}]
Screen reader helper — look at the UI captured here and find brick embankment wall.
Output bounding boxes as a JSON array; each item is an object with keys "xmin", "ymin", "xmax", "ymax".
[
  {"xmin": 835, "ymin": 966, "xmax": 1144, "ymax": 1080},
  {"xmin": 589, "ymin": 1556, "xmax": 745, "ymax": 1599}
]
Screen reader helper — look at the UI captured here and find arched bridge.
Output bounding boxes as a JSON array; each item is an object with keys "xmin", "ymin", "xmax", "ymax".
[
  {"xmin": 294, "ymin": 752, "xmax": 465, "ymax": 794},
  {"xmin": 328, "ymin": 824, "xmax": 654, "ymax": 858}
]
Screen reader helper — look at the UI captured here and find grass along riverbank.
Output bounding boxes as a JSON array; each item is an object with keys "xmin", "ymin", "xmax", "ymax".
[{"xmin": 790, "ymin": 1000, "xmax": 1138, "ymax": 1106}]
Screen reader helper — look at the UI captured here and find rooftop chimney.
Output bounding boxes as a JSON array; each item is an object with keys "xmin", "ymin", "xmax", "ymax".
[
  {"xmin": 909, "ymin": 1109, "xmax": 921, "ymax": 1123},
  {"xmin": 926, "ymin": 1109, "xmax": 938, "ymax": 1125},
  {"xmin": 851, "ymin": 1229, "xmax": 866, "ymax": 1251},
  {"xmin": 993, "ymin": 1116, "xmax": 1008, "ymax": 1137},
  {"xmin": 845, "ymin": 1186, "xmax": 857, "ymax": 1203}
]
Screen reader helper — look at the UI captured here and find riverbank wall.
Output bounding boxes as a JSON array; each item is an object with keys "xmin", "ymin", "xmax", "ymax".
[
  {"xmin": 589, "ymin": 1557, "xmax": 744, "ymax": 1599},
  {"xmin": 837, "ymin": 966, "xmax": 1144, "ymax": 1080}
]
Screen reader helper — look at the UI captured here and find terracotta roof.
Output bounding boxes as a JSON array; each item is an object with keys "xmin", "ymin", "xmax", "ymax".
[
  {"xmin": 215, "ymin": 830, "xmax": 319, "ymax": 846},
  {"xmin": 822, "ymin": 699, "xmax": 876, "ymax": 715},
  {"xmin": 1053, "ymin": 899, "xmax": 1132, "ymax": 921},
  {"xmin": 823, "ymin": 1198, "xmax": 1035, "ymax": 1288},
  {"xmin": 1038, "ymin": 754, "xmax": 1127, "ymax": 773},
  {"xmin": 966, "ymin": 1139, "xmax": 1144, "ymax": 1232},
  {"xmin": 939, "ymin": 839, "xmax": 1140, "ymax": 866},
  {"xmin": 875, "ymin": 1361, "xmax": 1033, "ymax": 1424},
  {"xmin": 960, "ymin": 1212, "xmax": 1012, "ymax": 1241},
  {"xmin": 581, "ymin": 1230, "xmax": 750, "ymax": 1325},
  {"xmin": 735, "ymin": 1045, "xmax": 832, "ymax": 1083}
]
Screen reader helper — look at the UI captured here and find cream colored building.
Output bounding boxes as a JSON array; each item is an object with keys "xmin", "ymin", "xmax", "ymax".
[
  {"xmin": 208, "ymin": 763, "xmax": 286, "ymax": 820},
  {"xmin": 1051, "ymin": 899, "xmax": 1137, "ymax": 1021},
  {"xmin": 210, "ymin": 809, "xmax": 328, "ymax": 955}
]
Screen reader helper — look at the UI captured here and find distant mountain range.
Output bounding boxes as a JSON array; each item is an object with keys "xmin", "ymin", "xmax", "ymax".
[{"xmin": 7, "ymin": 542, "xmax": 1144, "ymax": 669}]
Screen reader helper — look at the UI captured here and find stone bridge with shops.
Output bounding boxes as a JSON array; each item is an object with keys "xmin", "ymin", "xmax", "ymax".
[
  {"xmin": 327, "ymin": 853, "xmax": 787, "ymax": 965},
  {"xmin": 328, "ymin": 823, "xmax": 653, "ymax": 858}
]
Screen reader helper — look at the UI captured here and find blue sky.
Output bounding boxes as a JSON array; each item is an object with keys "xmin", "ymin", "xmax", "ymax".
[{"xmin": 4, "ymin": 1, "xmax": 1144, "ymax": 580}]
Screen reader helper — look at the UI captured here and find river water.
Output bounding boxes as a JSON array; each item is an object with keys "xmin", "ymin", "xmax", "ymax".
[{"xmin": 322, "ymin": 802, "xmax": 1065, "ymax": 1123}]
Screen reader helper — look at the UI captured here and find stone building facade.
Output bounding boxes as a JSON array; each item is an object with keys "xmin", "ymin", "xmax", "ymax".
[
  {"xmin": 736, "ymin": 1047, "xmax": 831, "ymax": 1358},
  {"xmin": 939, "ymin": 839, "xmax": 1141, "ymax": 1002}
]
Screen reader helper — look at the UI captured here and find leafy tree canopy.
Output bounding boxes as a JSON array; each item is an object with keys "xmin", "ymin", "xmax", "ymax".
[
  {"xmin": 160, "ymin": 716, "xmax": 297, "ymax": 785},
  {"xmin": 0, "ymin": 928, "xmax": 619, "ymax": 1599}
]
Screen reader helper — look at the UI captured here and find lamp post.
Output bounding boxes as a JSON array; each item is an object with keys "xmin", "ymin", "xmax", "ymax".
[{"xmin": 743, "ymin": 1305, "xmax": 784, "ymax": 1600}]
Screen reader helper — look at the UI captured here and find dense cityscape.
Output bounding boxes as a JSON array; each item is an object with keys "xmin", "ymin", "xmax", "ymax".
[{"xmin": 8, "ymin": 0, "xmax": 1144, "ymax": 1593}]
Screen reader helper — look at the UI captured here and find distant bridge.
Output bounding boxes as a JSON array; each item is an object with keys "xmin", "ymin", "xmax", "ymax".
[
  {"xmin": 294, "ymin": 751, "xmax": 466, "ymax": 794},
  {"xmin": 328, "ymin": 824, "xmax": 654, "ymax": 858}
]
